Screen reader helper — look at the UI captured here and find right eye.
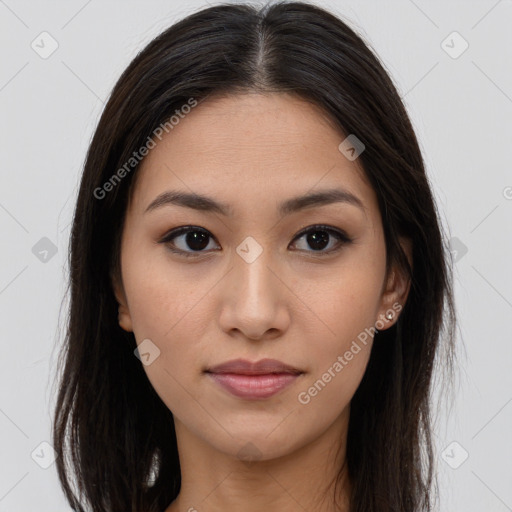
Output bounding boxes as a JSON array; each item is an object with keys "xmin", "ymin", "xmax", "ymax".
[{"xmin": 158, "ymin": 226, "xmax": 220, "ymax": 258}]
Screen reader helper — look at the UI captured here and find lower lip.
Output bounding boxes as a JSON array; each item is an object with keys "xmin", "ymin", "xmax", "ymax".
[{"xmin": 206, "ymin": 372, "xmax": 300, "ymax": 399}]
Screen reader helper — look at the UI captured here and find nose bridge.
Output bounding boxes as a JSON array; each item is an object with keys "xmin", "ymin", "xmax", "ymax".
[
  {"xmin": 233, "ymin": 236, "xmax": 277, "ymax": 306},
  {"xmin": 218, "ymin": 234, "xmax": 289, "ymax": 338}
]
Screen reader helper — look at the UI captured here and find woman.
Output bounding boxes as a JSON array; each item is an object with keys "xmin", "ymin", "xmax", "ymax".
[{"xmin": 52, "ymin": 2, "xmax": 457, "ymax": 511}]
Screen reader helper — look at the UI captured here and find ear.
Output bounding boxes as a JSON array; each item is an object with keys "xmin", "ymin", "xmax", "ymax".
[
  {"xmin": 112, "ymin": 273, "xmax": 133, "ymax": 333},
  {"xmin": 376, "ymin": 236, "xmax": 412, "ymax": 330}
]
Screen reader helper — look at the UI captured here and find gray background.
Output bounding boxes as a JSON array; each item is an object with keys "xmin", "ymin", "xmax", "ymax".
[{"xmin": 1, "ymin": 0, "xmax": 511, "ymax": 510}]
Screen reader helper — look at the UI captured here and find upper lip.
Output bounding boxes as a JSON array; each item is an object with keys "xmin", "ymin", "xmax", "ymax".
[{"xmin": 205, "ymin": 358, "xmax": 303, "ymax": 375}]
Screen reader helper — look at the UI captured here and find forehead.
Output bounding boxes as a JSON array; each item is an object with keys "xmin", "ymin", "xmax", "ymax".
[{"xmin": 129, "ymin": 93, "xmax": 377, "ymax": 221}]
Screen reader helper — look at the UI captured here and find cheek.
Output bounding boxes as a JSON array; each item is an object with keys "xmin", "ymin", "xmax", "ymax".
[
  {"xmin": 122, "ymin": 245, "xmax": 207, "ymax": 339},
  {"xmin": 290, "ymin": 256, "xmax": 383, "ymax": 405},
  {"xmin": 296, "ymin": 343, "xmax": 371, "ymax": 413},
  {"xmin": 295, "ymin": 284, "xmax": 376, "ymax": 404},
  {"xmin": 121, "ymin": 247, "xmax": 215, "ymax": 392},
  {"xmin": 295, "ymin": 259, "xmax": 384, "ymax": 349},
  {"xmin": 293, "ymin": 276, "xmax": 377, "ymax": 417}
]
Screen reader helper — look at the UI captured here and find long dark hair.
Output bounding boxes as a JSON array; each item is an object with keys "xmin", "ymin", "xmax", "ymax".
[{"xmin": 52, "ymin": 2, "xmax": 457, "ymax": 511}]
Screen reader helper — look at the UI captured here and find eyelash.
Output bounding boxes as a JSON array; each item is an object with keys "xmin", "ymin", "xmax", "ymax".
[{"xmin": 158, "ymin": 224, "xmax": 353, "ymax": 259}]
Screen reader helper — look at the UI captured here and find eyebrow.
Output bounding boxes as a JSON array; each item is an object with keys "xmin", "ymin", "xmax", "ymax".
[{"xmin": 144, "ymin": 188, "xmax": 366, "ymax": 217}]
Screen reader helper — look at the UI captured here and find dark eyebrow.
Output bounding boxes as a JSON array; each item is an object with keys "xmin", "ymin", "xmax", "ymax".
[
  {"xmin": 144, "ymin": 188, "xmax": 366, "ymax": 216},
  {"xmin": 279, "ymin": 188, "xmax": 365, "ymax": 216},
  {"xmin": 145, "ymin": 190, "xmax": 234, "ymax": 216}
]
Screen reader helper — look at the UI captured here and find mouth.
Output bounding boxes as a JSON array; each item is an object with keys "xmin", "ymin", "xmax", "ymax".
[{"xmin": 204, "ymin": 358, "xmax": 304, "ymax": 400}]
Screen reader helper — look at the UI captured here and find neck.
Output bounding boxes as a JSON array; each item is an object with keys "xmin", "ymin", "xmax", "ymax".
[{"xmin": 165, "ymin": 407, "xmax": 352, "ymax": 512}]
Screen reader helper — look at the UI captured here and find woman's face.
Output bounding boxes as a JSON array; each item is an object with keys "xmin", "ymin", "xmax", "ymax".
[{"xmin": 114, "ymin": 92, "xmax": 410, "ymax": 462}]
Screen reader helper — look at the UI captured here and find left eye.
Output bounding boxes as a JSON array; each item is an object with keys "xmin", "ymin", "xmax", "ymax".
[
  {"xmin": 159, "ymin": 224, "xmax": 351, "ymax": 258},
  {"xmin": 291, "ymin": 225, "xmax": 351, "ymax": 254}
]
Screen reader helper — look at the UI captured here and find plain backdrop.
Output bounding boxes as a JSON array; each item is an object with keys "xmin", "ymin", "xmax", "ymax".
[{"xmin": 0, "ymin": 0, "xmax": 511, "ymax": 510}]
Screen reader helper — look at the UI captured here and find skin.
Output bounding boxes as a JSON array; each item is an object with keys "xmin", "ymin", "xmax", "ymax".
[{"xmin": 113, "ymin": 92, "xmax": 412, "ymax": 512}]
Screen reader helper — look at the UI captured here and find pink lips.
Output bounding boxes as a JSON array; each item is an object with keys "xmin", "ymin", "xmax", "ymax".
[{"xmin": 205, "ymin": 358, "xmax": 303, "ymax": 399}]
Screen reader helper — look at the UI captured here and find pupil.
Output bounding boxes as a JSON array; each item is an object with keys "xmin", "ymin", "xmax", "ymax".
[
  {"xmin": 186, "ymin": 231, "xmax": 209, "ymax": 250},
  {"xmin": 307, "ymin": 231, "xmax": 329, "ymax": 251}
]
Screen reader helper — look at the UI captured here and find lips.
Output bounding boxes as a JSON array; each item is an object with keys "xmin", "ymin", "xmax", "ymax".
[
  {"xmin": 205, "ymin": 358, "xmax": 303, "ymax": 376},
  {"xmin": 205, "ymin": 358, "xmax": 304, "ymax": 399}
]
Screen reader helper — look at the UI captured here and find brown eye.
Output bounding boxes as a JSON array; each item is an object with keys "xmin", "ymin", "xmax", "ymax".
[
  {"xmin": 159, "ymin": 224, "xmax": 352, "ymax": 259},
  {"xmin": 159, "ymin": 226, "xmax": 219, "ymax": 257},
  {"xmin": 290, "ymin": 225, "xmax": 352, "ymax": 255}
]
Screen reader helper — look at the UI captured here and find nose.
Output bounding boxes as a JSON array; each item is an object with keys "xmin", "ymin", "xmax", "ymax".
[{"xmin": 218, "ymin": 246, "xmax": 291, "ymax": 341}]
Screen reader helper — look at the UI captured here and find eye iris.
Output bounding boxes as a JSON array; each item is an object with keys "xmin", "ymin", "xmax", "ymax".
[
  {"xmin": 307, "ymin": 230, "xmax": 330, "ymax": 251},
  {"xmin": 186, "ymin": 231, "xmax": 209, "ymax": 251}
]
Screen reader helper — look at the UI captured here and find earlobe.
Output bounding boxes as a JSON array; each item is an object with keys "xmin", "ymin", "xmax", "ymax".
[
  {"xmin": 117, "ymin": 303, "xmax": 134, "ymax": 332},
  {"xmin": 377, "ymin": 237, "xmax": 412, "ymax": 330},
  {"xmin": 112, "ymin": 275, "xmax": 133, "ymax": 333}
]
